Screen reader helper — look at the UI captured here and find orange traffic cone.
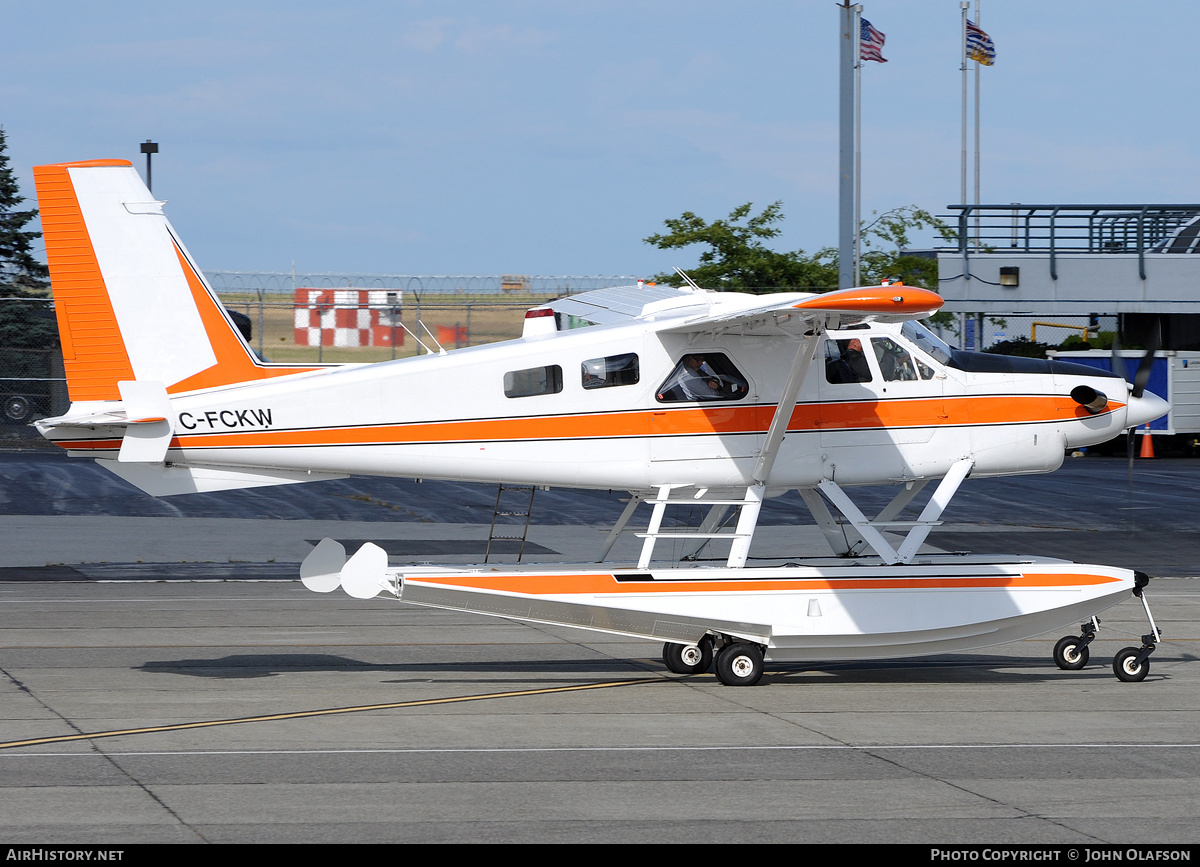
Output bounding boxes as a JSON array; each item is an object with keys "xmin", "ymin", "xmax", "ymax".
[{"xmin": 1139, "ymin": 424, "xmax": 1155, "ymax": 459}]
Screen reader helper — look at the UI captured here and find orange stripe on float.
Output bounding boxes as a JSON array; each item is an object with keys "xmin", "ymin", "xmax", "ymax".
[{"xmin": 410, "ymin": 570, "xmax": 1122, "ymax": 596}]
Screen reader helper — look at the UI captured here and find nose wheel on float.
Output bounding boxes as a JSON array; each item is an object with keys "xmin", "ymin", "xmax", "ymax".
[{"xmin": 1051, "ymin": 572, "xmax": 1161, "ymax": 682}]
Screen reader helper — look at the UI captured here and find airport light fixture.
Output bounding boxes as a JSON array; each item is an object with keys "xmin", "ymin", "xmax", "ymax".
[{"xmin": 140, "ymin": 140, "xmax": 158, "ymax": 193}]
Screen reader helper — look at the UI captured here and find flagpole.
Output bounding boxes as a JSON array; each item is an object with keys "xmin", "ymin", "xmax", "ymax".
[
  {"xmin": 960, "ymin": 2, "xmax": 968, "ymax": 213},
  {"xmin": 837, "ymin": 2, "xmax": 860, "ymax": 290},
  {"xmin": 973, "ymin": 0, "xmax": 982, "ymax": 249},
  {"xmin": 959, "ymin": 1, "xmax": 969, "ymax": 350},
  {"xmin": 854, "ymin": 5, "xmax": 863, "ymax": 287}
]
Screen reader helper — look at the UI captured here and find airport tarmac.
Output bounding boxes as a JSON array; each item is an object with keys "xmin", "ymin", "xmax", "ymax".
[{"xmin": 0, "ymin": 449, "xmax": 1198, "ymax": 844}]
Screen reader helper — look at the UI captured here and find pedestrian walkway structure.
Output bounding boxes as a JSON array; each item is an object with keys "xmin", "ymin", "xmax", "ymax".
[{"xmin": 937, "ymin": 204, "xmax": 1200, "ymax": 318}]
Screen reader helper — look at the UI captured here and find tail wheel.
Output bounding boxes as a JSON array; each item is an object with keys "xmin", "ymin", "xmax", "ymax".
[
  {"xmin": 1053, "ymin": 635, "xmax": 1090, "ymax": 670},
  {"xmin": 1113, "ymin": 647, "xmax": 1149, "ymax": 682},
  {"xmin": 714, "ymin": 642, "xmax": 764, "ymax": 687},
  {"xmin": 662, "ymin": 638, "xmax": 713, "ymax": 675}
]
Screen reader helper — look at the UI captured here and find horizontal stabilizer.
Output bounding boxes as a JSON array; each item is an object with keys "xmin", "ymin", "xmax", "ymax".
[{"xmin": 96, "ymin": 460, "xmax": 347, "ymax": 497}]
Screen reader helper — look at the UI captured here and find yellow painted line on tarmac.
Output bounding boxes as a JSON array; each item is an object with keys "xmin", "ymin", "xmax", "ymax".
[{"xmin": 0, "ymin": 677, "xmax": 654, "ymax": 751}]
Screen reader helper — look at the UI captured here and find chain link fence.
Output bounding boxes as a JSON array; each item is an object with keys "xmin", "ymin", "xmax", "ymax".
[
  {"xmin": 932, "ymin": 313, "xmax": 1119, "ymax": 353},
  {"xmin": 0, "ymin": 297, "xmax": 67, "ymax": 446},
  {"xmin": 222, "ymin": 292, "xmax": 558, "ymax": 363}
]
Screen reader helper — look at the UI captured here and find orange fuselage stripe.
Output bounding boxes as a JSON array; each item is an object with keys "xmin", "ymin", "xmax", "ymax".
[{"xmin": 53, "ymin": 394, "xmax": 1122, "ymax": 452}]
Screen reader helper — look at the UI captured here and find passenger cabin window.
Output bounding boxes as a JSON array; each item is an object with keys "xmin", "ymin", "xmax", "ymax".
[
  {"xmin": 582, "ymin": 353, "xmax": 639, "ymax": 390},
  {"xmin": 504, "ymin": 365, "xmax": 563, "ymax": 398},
  {"xmin": 656, "ymin": 353, "xmax": 748, "ymax": 402},
  {"xmin": 825, "ymin": 338, "xmax": 873, "ymax": 383}
]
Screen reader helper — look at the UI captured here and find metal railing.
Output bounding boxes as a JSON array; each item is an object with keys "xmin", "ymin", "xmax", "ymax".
[
  {"xmin": 944, "ymin": 204, "xmax": 1200, "ymax": 281},
  {"xmin": 946, "ymin": 205, "xmax": 1200, "ymax": 255}
]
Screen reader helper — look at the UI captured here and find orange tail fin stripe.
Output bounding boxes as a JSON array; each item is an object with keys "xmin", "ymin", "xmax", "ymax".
[
  {"xmin": 166, "ymin": 243, "xmax": 318, "ymax": 394},
  {"xmin": 33, "ymin": 162, "xmax": 135, "ymax": 401}
]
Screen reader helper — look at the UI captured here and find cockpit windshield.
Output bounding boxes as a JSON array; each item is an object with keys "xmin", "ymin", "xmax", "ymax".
[{"xmin": 901, "ymin": 320, "xmax": 954, "ymax": 365}]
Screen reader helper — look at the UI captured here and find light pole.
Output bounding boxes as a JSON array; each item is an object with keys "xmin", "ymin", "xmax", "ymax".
[{"xmin": 140, "ymin": 140, "xmax": 158, "ymax": 193}]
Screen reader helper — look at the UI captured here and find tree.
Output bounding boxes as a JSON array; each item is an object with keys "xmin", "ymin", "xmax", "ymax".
[
  {"xmin": 0, "ymin": 128, "xmax": 49, "ymax": 297},
  {"xmin": 0, "ymin": 128, "xmax": 56, "ymax": 351},
  {"xmin": 858, "ymin": 205, "xmax": 955, "ymax": 289},
  {"xmin": 644, "ymin": 201, "xmax": 955, "ymax": 296},
  {"xmin": 644, "ymin": 201, "xmax": 838, "ymax": 292}
]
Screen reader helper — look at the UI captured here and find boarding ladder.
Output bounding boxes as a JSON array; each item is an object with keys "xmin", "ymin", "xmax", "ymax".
[
  {"xmin": 485, "ymin": 484, "xmax": 536, "ymax": 563},
  {"xmin": 596, "ymin": 484, "xmax": 766, "ymax": 570}
]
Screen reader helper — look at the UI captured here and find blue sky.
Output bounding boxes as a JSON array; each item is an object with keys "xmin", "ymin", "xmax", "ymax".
[{"xmin": 4, "ymin": 1, "xmax": 1197, "ymax": 278}]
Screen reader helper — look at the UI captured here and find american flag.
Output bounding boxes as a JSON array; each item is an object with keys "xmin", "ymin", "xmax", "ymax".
[
  {"xmin": 966, "ymin": 20, "xmax": 996, "ymax": 66},
  {"xmin": 860, "ymin": 18, "xmax": 887, "ymax": 63}
]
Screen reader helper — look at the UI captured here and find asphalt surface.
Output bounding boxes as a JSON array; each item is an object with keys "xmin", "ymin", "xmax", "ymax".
[
  {"xmin": 0, "ymin": 450, "xmax": 1196, "ymax": 576},
  {"xmin": 0, "ymin": 448, "xmax": 1198, "ymax": 844}
]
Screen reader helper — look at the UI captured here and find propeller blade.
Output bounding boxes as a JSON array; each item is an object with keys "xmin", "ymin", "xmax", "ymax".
[
  {"xmin": 1111, "ymin": 332, "xmax": 1129, "ymax": 383},
  {"xmin": 1131, "ymin": 318, "xmax": 1161, "ymax": 399}
]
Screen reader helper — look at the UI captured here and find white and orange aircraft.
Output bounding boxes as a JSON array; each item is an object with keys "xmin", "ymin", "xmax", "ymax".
[{"xmin": 32, "ymin": 158, "xmax": 1170, "ymax": 686}]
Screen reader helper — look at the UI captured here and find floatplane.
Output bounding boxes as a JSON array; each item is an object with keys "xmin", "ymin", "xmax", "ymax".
[{"xmin": 32, "ymin": 159, "xmax": 1169, "ymax": 685}]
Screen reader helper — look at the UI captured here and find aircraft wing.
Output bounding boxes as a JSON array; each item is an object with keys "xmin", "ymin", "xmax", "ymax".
[
  {"xmin": 659, "ymin": 284, "xmax": 944, "ymax": 337},
  {"xmin": 540, "ymin": 284, "xmax": 711, "ymax": 326}
]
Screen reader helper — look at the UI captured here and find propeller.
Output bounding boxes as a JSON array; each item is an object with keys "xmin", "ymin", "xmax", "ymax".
[
  {"xmin": 1112, "ymin": 317, "xmax": 1161, "ymax": 399},
  {"xmin": 1112, "ymin": 316, "xmax": 1163, "ymax": 468}
]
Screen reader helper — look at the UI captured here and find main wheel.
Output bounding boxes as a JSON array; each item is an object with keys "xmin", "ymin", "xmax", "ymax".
[
  {"xmin": 714, "ymin": 642, "xmax": 764, "ymax": 687},
  {"xmin": 662, "ymin": 639, "xmax": 713, "ymax": 675},
  {"xmin": 1113, "ymin": 647, "xmax": 1149, "ymax": 682},
  {"xmin": 1053, "ymin": 635, "xmax": 1090, "ymax": 670},
  {"xmin": 3, "ymin": 396, "xmax": 30, "ymax": 422}
]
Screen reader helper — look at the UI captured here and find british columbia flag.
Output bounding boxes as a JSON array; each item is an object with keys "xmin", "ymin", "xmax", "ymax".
[{"xmin": 966, "ymin": 20, "xmax": 996, "ymax": 66}]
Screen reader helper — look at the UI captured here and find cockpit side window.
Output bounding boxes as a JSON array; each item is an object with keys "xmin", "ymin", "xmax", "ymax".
[
  {"xmin": 871, "ymin": 337, "xmax": 919, "ymax": 382},
  {"xmin": 825, "ymin": 338, "xmax": 873, "ymax": 383},
  {"xmin": 901, "ymin": 320, "xmax": 954, "ymax": 365},
  {"xmin": 656, "ymin": 352, "xmax": 749, "ymax": 402}
]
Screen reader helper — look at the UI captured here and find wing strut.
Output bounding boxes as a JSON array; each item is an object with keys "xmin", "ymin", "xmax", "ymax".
[{"xmin": 727, "ymin": 330, "xmax": 822, "ymax": 568}]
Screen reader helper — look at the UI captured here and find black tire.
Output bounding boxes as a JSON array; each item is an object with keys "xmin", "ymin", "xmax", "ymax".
[
  {"xmin": 662, "ymin": 638, "xmax": 713, "ymax": 675},
  {"xmin": 1113, "ymin": 647, "xmax": 1149, "ymax": 682},
  {"xmin": 714, "ymin": 642, "xmax": 764, "ymax": 686},
  {"xmin": 1053, "ymin": 635, "xmax": 1090, "ymax": 671},
  {"xmin": 3, "ymin": 395, "xmax": 30, "ymax": 422}
]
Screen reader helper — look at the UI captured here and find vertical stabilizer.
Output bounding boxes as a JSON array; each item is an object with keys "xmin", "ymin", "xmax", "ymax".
[{"xmin": 33, "ymin": 160, "xmax": 315, "ymax": 402}]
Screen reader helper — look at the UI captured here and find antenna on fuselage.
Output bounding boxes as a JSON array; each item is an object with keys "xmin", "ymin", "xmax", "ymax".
[
  {"xmin": 674, "ymin": 268, "xmax": 704, "ymax": 293},
  {"xmin": 418, "ymin": 320, "xmax": 448, "ymax": 355}
]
